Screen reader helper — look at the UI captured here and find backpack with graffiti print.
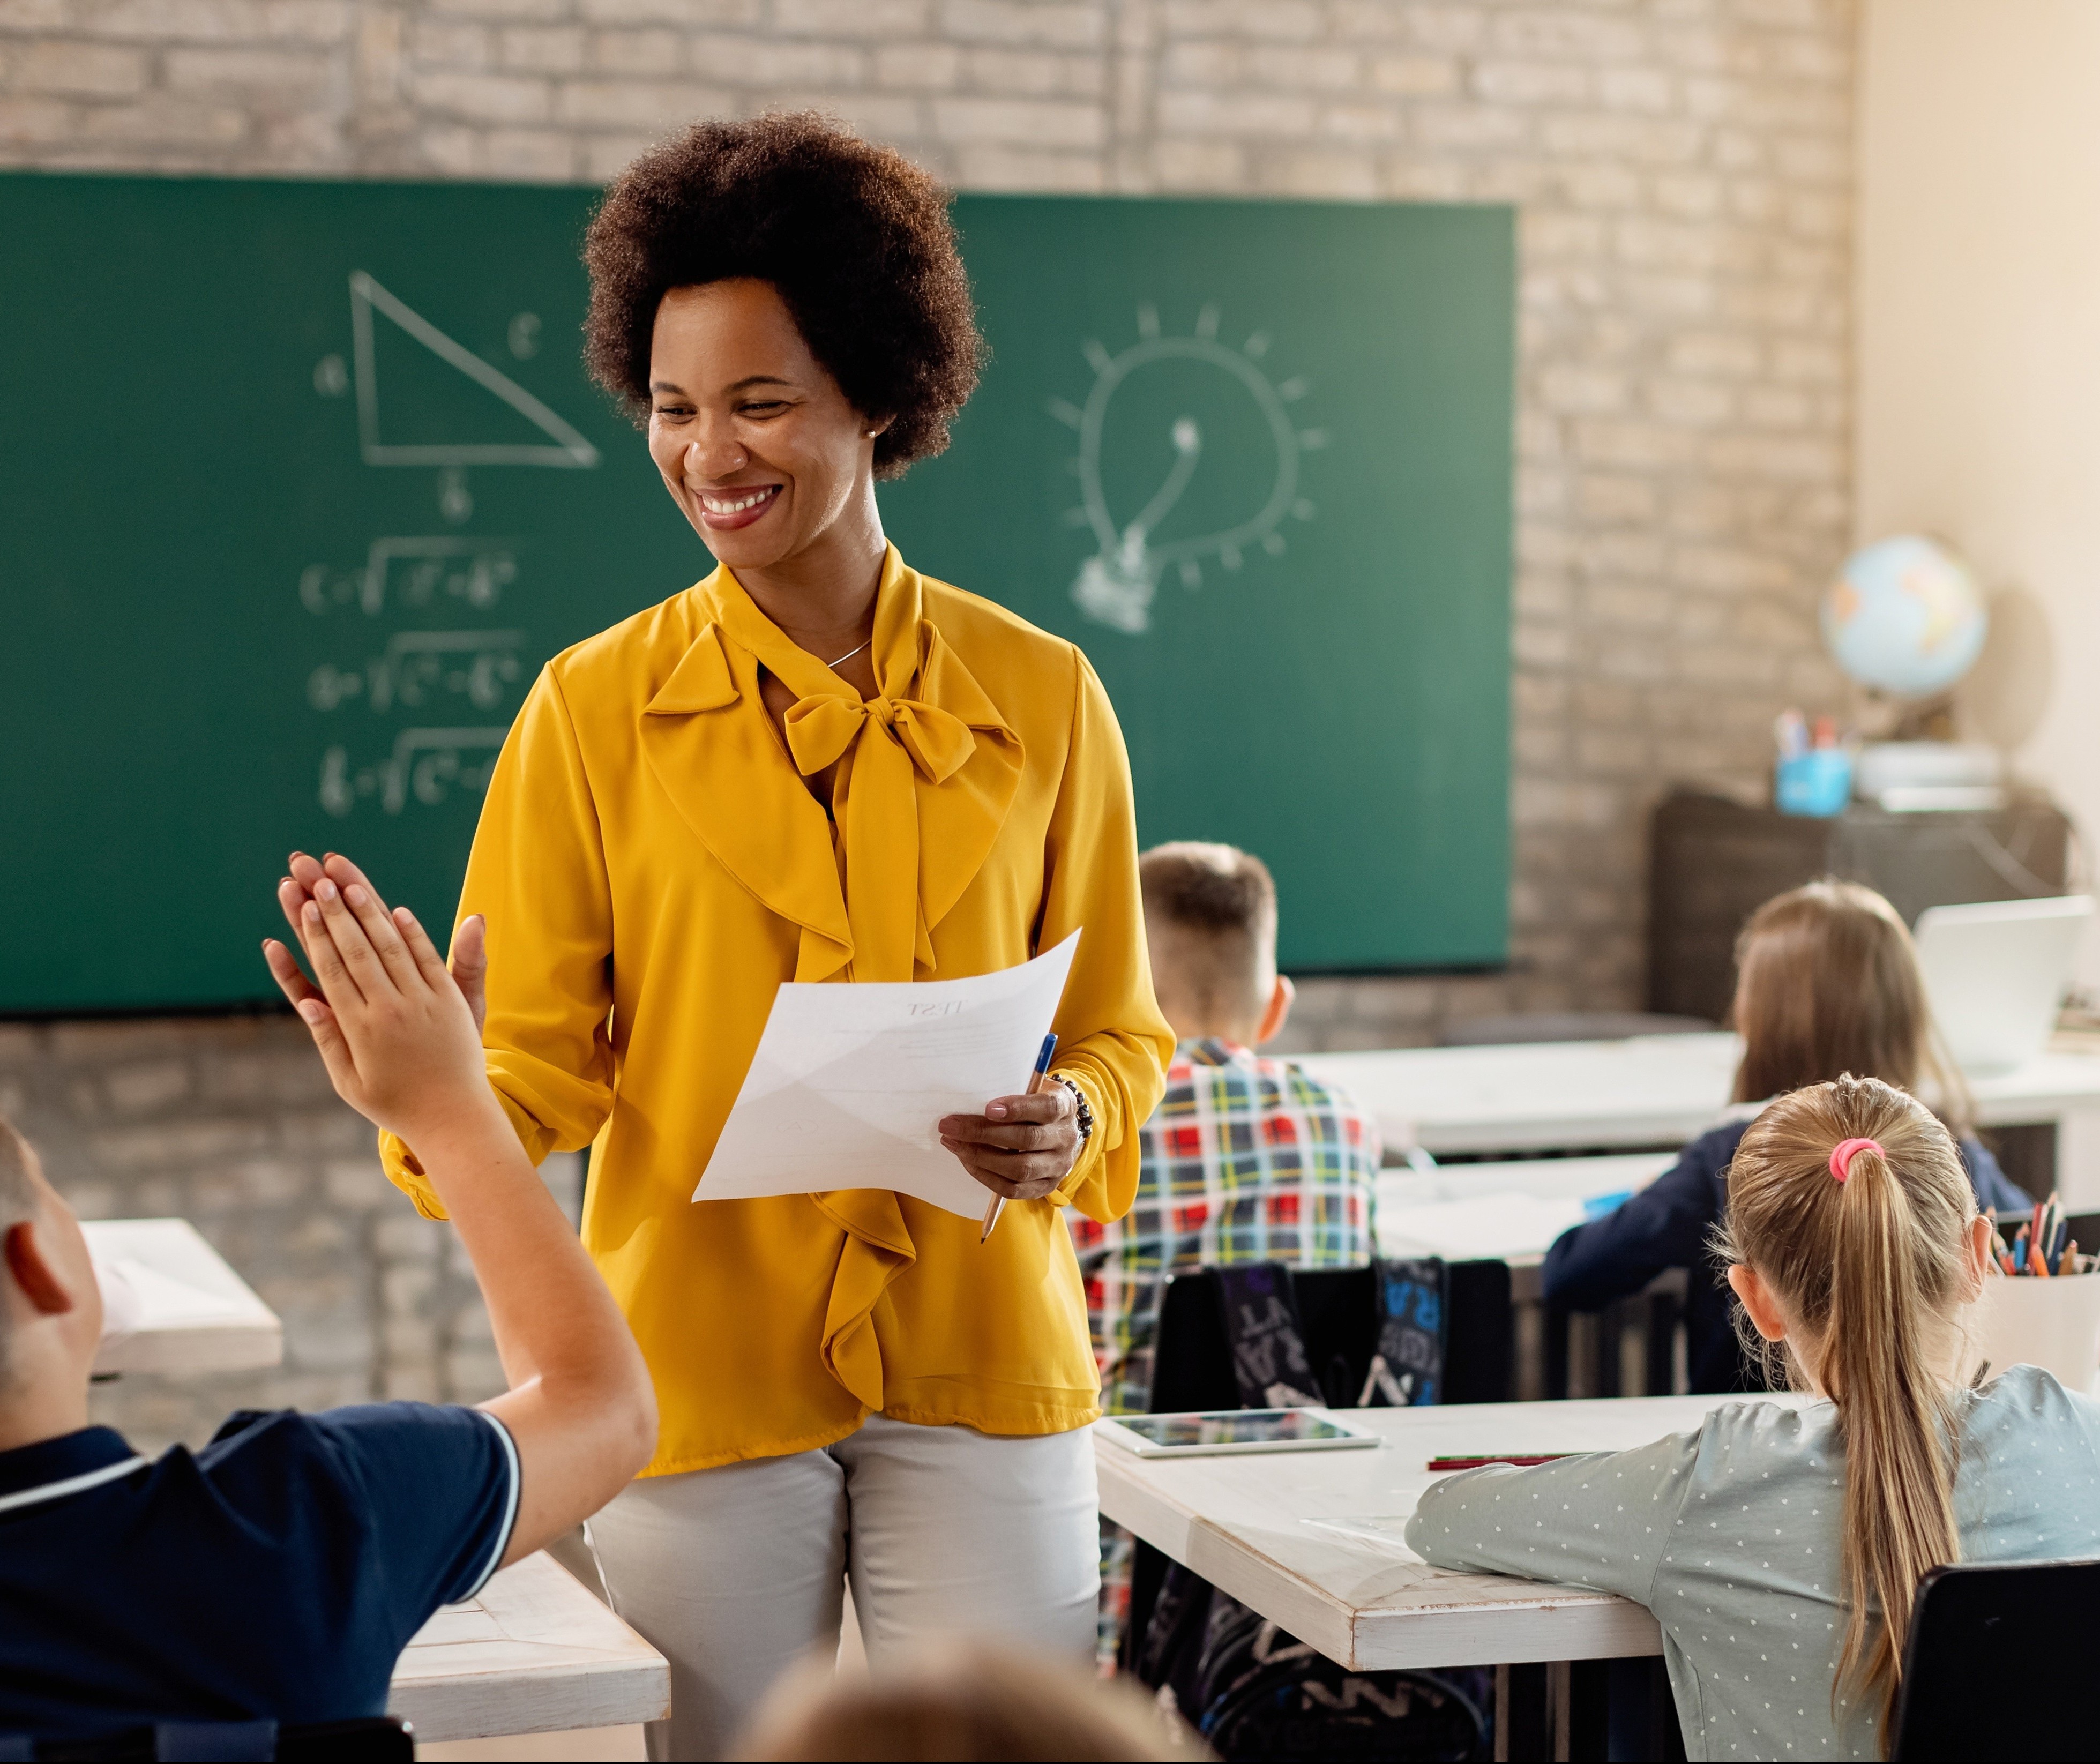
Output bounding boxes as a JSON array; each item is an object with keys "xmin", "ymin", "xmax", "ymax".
[{"xmin": 1137, "ymin": 1561, "xmax": 1491, "ymax": 1762}]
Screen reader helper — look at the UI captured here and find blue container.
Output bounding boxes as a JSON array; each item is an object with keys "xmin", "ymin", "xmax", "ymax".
[{"xmin": 1775, "ymin": 749, "xmax": 1853, "ymax": 817}]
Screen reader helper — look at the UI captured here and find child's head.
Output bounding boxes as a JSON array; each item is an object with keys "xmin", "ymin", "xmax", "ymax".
[
  {"xmin": 1718, "ymin": 1075, "xmax": 1997, "ymax": 1733},
  {"xmin": 1730, "ymin": 880, "xmax": 1963, "ymax": 1125},
  {"xmin": 732, "ymin": 1638, "xmax": 1202, "ymax": 1760},
  {"xmin": 1139, "ymin": 842, "xmax": 1292, "ymax": 1047}
]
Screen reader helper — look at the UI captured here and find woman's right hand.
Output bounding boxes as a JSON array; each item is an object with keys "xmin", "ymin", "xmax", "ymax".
[{"xmin": 263, "ymin": 856, "xmax": 496, "ymax": 1146}]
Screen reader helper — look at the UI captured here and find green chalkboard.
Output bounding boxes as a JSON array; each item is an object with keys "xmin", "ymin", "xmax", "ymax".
[
  {"xmin": 883, "ymin": 198, "xmax": 1513, "ymax": 973},
  {"xmin": 0, "ymin": 176, "xmax": 1511, "ymax": 1013},
  {"xmin": 0, "ymin": 173, "xmax": 674, "ymax": 1013}
]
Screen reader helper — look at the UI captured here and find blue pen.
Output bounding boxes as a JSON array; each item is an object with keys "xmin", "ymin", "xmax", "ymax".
[{"xmin": 981, "ymin": 1032, "xmax": 1058, "ymax": 1244}]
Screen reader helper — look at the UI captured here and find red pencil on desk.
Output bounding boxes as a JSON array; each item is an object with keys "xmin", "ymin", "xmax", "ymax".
[{"xmin": 1426, "ymin": 1453, "xmax": 1576, "ymax": 1472}]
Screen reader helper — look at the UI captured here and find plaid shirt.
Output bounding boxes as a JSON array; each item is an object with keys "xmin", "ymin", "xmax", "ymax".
[{"xmin": 1068, "ymin": 1037, "xmax": 1381, "ymax": 1416}]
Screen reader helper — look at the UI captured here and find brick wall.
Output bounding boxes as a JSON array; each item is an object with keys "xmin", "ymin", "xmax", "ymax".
[
  {"xmin": 0, "ymin": 1019, "xmax": 543, "ymax": 1447},
  {"xmin": 0, "ymin": 0, "xmax": 1856, "ymax": 1443}
]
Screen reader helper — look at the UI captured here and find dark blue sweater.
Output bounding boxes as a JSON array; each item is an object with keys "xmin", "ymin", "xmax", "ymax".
[{"xmin": 1541, "ymin": 1117, "xmax": 2030, "ymax": 1393}]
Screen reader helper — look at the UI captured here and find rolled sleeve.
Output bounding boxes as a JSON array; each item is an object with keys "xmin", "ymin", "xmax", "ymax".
[
  {"xmin": 1038, "ymin": 651, "xmax": 1175, "ymax": 1224},
  {"xmin": 380, "ymin": 666, "xmax": 617, "ymax": 1219}
]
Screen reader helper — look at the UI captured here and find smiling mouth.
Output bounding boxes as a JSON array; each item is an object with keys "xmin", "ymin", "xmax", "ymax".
[{"xmin": 696, "ymin": 484, "xmax": 782, "ymax": 530}]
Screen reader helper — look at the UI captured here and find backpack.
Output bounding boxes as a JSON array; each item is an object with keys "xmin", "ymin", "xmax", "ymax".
[
  {"xmin": 1132, "ymin": 1259, "xmax": 1493, "ymax": 1761},
  {"xmin": 1137, "ymin": 1564, "xmax": 1491, "ymax": 1762}
]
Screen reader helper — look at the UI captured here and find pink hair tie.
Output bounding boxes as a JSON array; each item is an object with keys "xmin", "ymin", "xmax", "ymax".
[{"xmin": 1829, "ymin": 1138, "xmax": 1883, "ymax": 1183}]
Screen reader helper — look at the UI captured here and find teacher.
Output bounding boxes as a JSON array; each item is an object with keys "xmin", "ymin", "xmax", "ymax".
[{"xmin": 376, "ymin": 114, "xmax": 1174, "ymax": 1759}]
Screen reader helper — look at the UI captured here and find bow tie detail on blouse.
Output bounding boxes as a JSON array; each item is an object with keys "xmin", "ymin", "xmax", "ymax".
[
  {"xmin": 781, "ymin": 684, "xmax": 982, "ymax": 983},
  {"xmin": 780, "ymin": 690, "xmax": 977, "ymax": 787}
]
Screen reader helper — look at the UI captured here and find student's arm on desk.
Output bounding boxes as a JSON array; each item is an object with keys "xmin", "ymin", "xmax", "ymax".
[
  {"xmin": 1404, "ymin": 1430, "xmax": 1698, "ymax": 1606},
  {"xmin": 1539, "ymin": 1129, "xmax": 1735, "ymax": 1310},
  {"xmin": 266, "ymin": 870, "xmax": 655, "ymax": 1569}
]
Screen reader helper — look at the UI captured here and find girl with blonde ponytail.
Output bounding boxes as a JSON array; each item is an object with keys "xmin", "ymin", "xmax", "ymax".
[{"xmin": 1409, "ymin": 1075, "xmax": 2100, "ymax": 1760}]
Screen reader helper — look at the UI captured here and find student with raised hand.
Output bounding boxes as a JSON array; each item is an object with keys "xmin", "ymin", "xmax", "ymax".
[
  {"xmin": 1543, "ymin": 879, "xmax": 2028, "ymax": 1391},
  {"xmin": 1409, "ymin": 1074, "xmax": 2100, "ymax": 1759},
  {"xmin": 0, "ymin": 863, "xmax": 654, "ymax": 1738}
]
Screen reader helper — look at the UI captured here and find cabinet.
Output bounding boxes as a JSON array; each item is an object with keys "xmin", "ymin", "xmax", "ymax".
[{"xmin": 1647, "ymin": 790, "xmax": 2073, "ymax": 1024}]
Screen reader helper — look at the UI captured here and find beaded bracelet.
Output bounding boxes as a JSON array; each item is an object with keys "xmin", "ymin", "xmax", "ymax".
[{"xmin": 1052, "ymin": 1074, "xmax": 1094, "ymax": 1141}]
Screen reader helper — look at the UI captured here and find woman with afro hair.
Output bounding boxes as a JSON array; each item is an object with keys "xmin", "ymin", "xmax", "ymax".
[{"xmin": 374, "ymin": 114, "xmax": 1174, "ymax": 1758}]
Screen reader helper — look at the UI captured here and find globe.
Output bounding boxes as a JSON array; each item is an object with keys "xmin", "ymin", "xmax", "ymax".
[{"xmin": 1821, "ymin": 535, "xmax": 1989, "ymax": 698}]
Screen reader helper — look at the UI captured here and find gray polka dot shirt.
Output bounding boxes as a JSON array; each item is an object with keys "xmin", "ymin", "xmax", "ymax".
[{"xmin": 1404, "ymin": 1366, "xmax": 2100, "ymax": 1761}]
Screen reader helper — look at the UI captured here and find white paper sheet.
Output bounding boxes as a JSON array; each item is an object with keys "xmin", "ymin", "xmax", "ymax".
[
  {"xmin": 1301, "ymin": 1515, "xmax": 1421, "ymax": 1560},
  {"xmin": 693, "ymin": 930, "xmax": 1081, "ymax": 1219}
]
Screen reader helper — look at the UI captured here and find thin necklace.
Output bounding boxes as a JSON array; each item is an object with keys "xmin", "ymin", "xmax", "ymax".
[{"xmin": 825, "ymin": 639, "xmax": 870, "ymax": 670}]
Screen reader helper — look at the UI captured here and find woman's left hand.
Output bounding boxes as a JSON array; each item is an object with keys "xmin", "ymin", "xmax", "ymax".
[{"xmin": 939, "ymin": 1083, "xmax": 1082, "ymax": 1201}]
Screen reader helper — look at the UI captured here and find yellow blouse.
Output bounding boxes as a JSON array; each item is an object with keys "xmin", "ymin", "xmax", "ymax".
[{"xmin": 380, "ymin": 545, "xmax": 1174, "ymax": 1475}]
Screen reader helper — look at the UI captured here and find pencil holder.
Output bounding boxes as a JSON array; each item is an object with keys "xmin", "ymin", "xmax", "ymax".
[
  {"xmin": 1774, "ymin": 749, "xmax": 1852, "ymax": 817},
  {"xmin": 1969, "ymin": 1272, "xmax": 2100, "ymax": 1393}
]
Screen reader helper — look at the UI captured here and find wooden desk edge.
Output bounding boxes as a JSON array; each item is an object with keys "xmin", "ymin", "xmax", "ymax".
[
  {"xmin": 1097, "ymin": 1452, "xmax": 1662, "ymax": 1673},
  {"xmin": 93, "ymin": 1321, "xmax": 285, "ymax": 1377},
  {"xmin": 387, "ymin": 1656, "xmax": 671, "ymax": 1744}
]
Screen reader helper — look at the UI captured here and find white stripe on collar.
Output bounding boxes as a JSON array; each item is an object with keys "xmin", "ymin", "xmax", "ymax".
[{"xmin": 0, "ymin": 1453, "xmax": 147, "ymax": 1515}]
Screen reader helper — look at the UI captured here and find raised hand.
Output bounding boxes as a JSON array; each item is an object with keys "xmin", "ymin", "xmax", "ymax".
[
  {"xmin": 263, "ymin": 860, "xmax": 494, "ymax": 1146},
  {"xmin": 279, "ymin": 851, "xmax": 487, "ymax": 1036}
]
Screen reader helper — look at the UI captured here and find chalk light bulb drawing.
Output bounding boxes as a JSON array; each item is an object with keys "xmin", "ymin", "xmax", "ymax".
[{"xmin": 1056, "ymin": 303, "xmax": 1323, "ymax": 634}]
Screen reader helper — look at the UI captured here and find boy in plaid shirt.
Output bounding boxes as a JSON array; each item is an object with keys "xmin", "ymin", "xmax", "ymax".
[{"xmin": 1068, "ymin": 842, "xmax": 1379, "ymax": 1663}]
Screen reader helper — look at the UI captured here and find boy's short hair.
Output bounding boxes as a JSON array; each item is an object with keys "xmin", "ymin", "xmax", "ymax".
[{"xmin": 1139, "ymin": 842, "xmax": 1277, "ymax": 1022}]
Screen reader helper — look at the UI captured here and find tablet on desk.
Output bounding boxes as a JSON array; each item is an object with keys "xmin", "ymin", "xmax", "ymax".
[{"xmin": 1094, "ymin": 1409, "xmax": 1381, "ymax": 1457}]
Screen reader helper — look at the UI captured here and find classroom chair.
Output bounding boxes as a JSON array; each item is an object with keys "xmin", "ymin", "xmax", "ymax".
[
  {"xmin": 1544, "ymin": 1274, "xmax": 1688, "ymax": 1402},
  {"xmin": 1146, "ymin": 1261, "xmax": 1516, "ymax": 1415},
  {"xmin": 1889, "ymin": 1557, "xmax": 2100, "ymax": 1761},
  {"xmin": 0, "ymin": 1717, "xmax": 415, "ymax": 1761}
]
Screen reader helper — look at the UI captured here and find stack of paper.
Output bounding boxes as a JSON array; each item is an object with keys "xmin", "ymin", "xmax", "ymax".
[{"xmin": 694, "ymin": 932, "xmax": 1080, "ymax": 1220}]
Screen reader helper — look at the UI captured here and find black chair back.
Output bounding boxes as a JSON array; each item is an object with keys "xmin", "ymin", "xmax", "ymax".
[
  {"xmin": 1292, "ymin": 1266, "xmax": 1378, "ymax": 1406},
  {"xmin": 1444, "ymin": 1260, "xmax": 1514, "ymax": 1403},
  {"xmin": 1148, "ymin": 1269, "xmax": 1243, "ymax": 1414},
  {"xmin": 1150, "ymin": 1260, "xmax": 1515, "ymax": 1415},
  {"xmin": 0, "ymin": 1719, "xmax": 414, "ymax": 1762},
  {"xmin": 1891, "ymin": 1558, "xmax": 2100, "ymax": 1760}
]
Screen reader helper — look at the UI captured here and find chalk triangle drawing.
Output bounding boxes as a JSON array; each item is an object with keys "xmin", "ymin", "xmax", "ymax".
[{"xmin": 350, "ymin": 271, "xmax": 600, "ymax": 468}]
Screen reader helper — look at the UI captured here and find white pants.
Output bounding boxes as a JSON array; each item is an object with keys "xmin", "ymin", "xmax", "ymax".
[{"xmin": 583, "ymin": 1415, "xmax": 1101, "ymax": 1761}]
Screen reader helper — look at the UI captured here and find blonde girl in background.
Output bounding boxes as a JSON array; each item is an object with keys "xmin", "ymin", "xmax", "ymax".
[
  {"xmin": 1408, "ymin": 1075, "xmax": 2100, "ymax": 1759},
  {"xmin": 1543, "ymin": 879, "xmax": 2030, "ymax": 1392}
]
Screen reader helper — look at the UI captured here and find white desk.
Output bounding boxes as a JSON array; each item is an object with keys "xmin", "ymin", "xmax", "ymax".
[
  {"xmin": 1095, "ymin": 1392, "xmax": 1808, "ymax": 1672},
  {"xmin": 85, "ymin": 1219, "xmax": 282, "ymax": 1377},
  {"xmin": 390, "ymin": 1552, "xmax": 670, "ymax": 1743},
  {"xmin": 1375, "ymin": 1154, "xmax": 1676, "ymax": 1267},
  {"xmin": 1300, "ymin": 1033, "xmax": 2100, "ymax": 1158}
]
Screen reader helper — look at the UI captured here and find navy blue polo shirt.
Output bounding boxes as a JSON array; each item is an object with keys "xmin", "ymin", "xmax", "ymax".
[{"xmin": 0, "ymin": 1403, "xmax": 518, "ymax": 1738}]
